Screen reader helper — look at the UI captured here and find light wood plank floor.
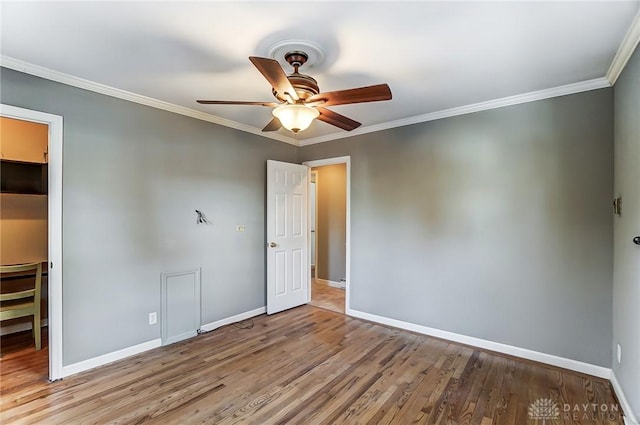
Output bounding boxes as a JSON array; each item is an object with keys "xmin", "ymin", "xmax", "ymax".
[
  {"xmin": 310, "ymin": 280, "xmax": 345, "ymax": 314},
  {"xmin": 0, "ymin": 306, "xmax": 623, "ymax": 424},
  {"xmin": 0, "ymin": 326, "xmax": 49, "ymax": 390}
]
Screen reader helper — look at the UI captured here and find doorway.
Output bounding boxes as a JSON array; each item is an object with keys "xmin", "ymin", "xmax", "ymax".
[
  {"xmin": 0, "ymin": 104, "xmax": 63, "ymax": 381},
  {"xmin": 304, "ymin": 157, "xmax": 350, "ymax": 315}
]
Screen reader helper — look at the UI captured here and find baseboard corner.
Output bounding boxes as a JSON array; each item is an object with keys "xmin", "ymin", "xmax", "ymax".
[
  {"xmin": 62, "ymin": 338, "xmax": 162, "ymax": 378},
  {"xmin": 314, "ymin": 278, "xmax": 345, "ymax": 289},
  {"xmin": 611, "ymin": 370, "xmax": 639, "ymax": 425}
]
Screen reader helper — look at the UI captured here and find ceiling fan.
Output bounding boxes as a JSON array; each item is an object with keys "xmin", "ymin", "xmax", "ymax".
[{"xmin": 197, "ymin": 51, "xmax": 392, "ymax": 134}]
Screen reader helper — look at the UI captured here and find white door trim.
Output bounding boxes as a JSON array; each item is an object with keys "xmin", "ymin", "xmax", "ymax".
[
  {"xmin": 310, "ymin": 170, "xmax": 318, "ymax": 272},
  {"xmin": 0, "ymin": 104, "xmax": 64, "ymax": 381},
  {"xmin": 302, "ymin": 156, "xmax": 351, "ymax": 314}
]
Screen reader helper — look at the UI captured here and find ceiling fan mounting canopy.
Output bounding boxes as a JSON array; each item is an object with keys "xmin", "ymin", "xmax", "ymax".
[
  {"xmin": 284, "ymin": 51, "xmax": 308, "ymax": 68},
  {"xmin": 196, "ymin": 50, "xmax": 392, "ymax": 134}
]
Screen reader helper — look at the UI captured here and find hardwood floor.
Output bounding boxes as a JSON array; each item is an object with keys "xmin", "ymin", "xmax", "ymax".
[
  {"xmin": 0, "ymin": 306, "xmax": 623, "ymax": 424},
  {"xmin": 0, "ymin": 327, "xmax": 49, "ymax": 390},
  {"xmin": 310, "ymin": 280, "xmax": 345, "ymax": 314}
]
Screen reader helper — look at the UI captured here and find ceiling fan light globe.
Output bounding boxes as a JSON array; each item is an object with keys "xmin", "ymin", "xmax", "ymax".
[{"xmin": 272, "ymin": 104, "xmax": 319, "ymax": 133}]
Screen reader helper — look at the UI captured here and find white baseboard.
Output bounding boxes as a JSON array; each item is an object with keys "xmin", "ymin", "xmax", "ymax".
[
  {"xmin": 0, "ymin": 319, "xmax": 48, "ymax": 336},
  {"xmin": 62, "ymin": 339, "xmax": 161, "ymax": 378},
  {"xmin": 626, "ymin": 417, "xmax": 640, "ymax": 425},
  {"xmin": 199, "ymin": 306, "xmax": 266, "ymax": 333},
  {"xmin": 60, "ymin": 307, "xmax": 266, "ymax": 378},
  {"xmin": 611, "ymin": 371, "xmax": 639, "ymax": 425},
  {"xmin": 315, "ymin": 278, "xmax": 345, "ymax": 289},
  {"xmin": 347, "ymin": 309, "xmax": 611, "ymax": 379},
  {"xmin": 163, "ymin": 330, "xmax": 197, "ymax": 346}
]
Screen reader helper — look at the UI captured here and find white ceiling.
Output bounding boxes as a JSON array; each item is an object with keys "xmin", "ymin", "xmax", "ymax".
[{"xmin": 1, "ymin": 1, "xmax": 639, "ymax": 145}]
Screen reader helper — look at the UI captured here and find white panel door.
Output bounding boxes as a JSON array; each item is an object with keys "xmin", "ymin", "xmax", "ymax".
[{"xmin": 267, "ymin": 160, "xmax": 309, "ymax": 315}]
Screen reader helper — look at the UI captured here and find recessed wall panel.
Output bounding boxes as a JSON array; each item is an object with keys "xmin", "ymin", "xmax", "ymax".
[{"xmin": 161, "ymin": 269, "xmax": 201, "ymax": 346}]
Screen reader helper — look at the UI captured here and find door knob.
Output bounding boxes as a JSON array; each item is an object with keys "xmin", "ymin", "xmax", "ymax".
[
  {"xmin": 633, "ymin": 236, "xmax": 640, "ymax": 246},
  {"xmin": 268, "ymin": 242, "xmax": 278, "ymax": 248}
]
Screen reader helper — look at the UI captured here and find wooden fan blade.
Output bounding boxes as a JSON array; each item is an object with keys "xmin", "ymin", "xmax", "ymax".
[
  {"xmin": 249, "ymin": 56, "xmax": 299, "ymax": 102},
  {"xmin": 197, "ymin": 100, "xmax": 279, "ymax": 106},
  {"xmin": 308, "ymin": 84, "xmax": 391, "ymax": 107},
  {"xmin": 316, "ymin": 107, "xmax": 361, "ymax": 131},
  {"xmin": 262, "ymin": 117, "xmax": 281, "ymax": 132}
]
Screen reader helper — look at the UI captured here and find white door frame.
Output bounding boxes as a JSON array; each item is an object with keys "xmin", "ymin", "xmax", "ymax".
[
  {"xmin": 310, "ymin": 170, "xmax": 318, "ymax": 272},
  {"xmin": 303, "ymin": 156, "xmax": 351, "ymax": 314},
  {"xmin": 1, "ymin": 104, "xmax": 63, "ymax": 381}
]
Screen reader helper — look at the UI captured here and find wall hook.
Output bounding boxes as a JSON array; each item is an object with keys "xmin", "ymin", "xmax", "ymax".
[{"xmin": 195, "ymin": 210, "xmax": 208, "ymax": 224}]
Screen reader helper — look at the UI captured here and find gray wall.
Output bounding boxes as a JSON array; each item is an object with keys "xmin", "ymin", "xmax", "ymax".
[
  {"xmin": 0, "ymin": 68, "xmax": 297, "ymax": 365},
  {"xmin": 1, "ymin": 66, "xmax": 616, "ymax": 369},
  {"xmin": 612, "ymin": 44, "xmax": 640, "ymax": 419},
  {"xmin": 313, "ymin": 164, "xmax": 346, "ymax": 282},
  {"xmin": 300, "ymin": 89, "xmax": 614, "ymax": 367}
]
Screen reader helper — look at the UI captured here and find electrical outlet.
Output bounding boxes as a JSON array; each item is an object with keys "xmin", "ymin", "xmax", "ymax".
[
  {"xmin": 617, "ymin": 344, "xmax": 621, "ymax": 364},
  {"xmin": 236, "ymin": 225, "xmax": 246, "ymax": 232},
  {"xmin": 149, "ymin": 312, "xmax": 157, "ymax": 325}
]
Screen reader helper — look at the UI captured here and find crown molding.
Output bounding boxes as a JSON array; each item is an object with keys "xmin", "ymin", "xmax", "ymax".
[
  {"xmin": 299, "ymin": 77, "xmax": 611, "ymax": 146},
  {"xmin": 0, "ymin": 56, "xmax": 299, "ymax": 146},
  {"xmin": 607, "ymin": 10, "xmax": 640, "ymax": 85},
  {"xmin": 2, "ymin": 55, "xmax": 613, "ymax": 148}
]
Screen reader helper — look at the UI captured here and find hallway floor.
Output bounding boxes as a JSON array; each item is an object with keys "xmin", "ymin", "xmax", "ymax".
[{"xmin": 310, "ymin": 279, "xmax": 345, "ymax": 314}]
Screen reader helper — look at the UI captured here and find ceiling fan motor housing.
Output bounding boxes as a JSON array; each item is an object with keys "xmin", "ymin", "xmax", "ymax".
[{"xmin": 272, "ymin": 51, "xmax": 320, "ymax": 102}]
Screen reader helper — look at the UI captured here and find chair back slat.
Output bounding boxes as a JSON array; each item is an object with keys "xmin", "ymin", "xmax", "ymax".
[
  {"xmin": 0, "ymin": 289, "xmax": 37, "ymax": 301},
  {"xmin": 0, "ymin": 263, "xmax": 42, "ymax": 274},
  {"xmin": 0, "ymin": 262, "xmax": 43, "ymax": 350}
]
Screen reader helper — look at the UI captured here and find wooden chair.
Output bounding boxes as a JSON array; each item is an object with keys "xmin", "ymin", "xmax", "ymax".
[{"xmin": 0, "ymin": 263, "xmax": 42, "ymax": 350}]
